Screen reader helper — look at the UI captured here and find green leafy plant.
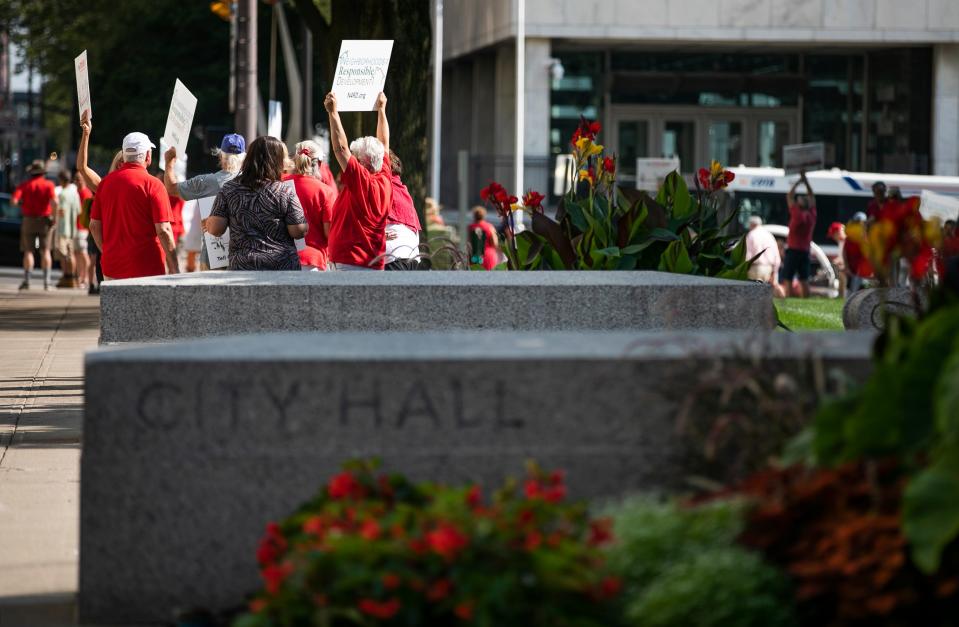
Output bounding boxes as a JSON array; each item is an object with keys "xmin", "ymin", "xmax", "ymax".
[
  {"xmin": 479, "ymin": 119, "xmax": 756, "ymax": 277},
  {"xmin": 604, "ymin": 497, "xmax": 796, "ymax": 627},
  {"xmin": 234, "ymin": 460, "xmax": 624, "ymax": 627}
]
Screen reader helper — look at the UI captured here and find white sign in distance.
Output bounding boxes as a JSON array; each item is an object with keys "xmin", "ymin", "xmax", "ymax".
[
  {"xmin": 75, "ymin": 50, "xmax": 91, "ymax": 120},
  {"xmin": 280, "ymin": 179, "xmax": 307, "ymax": 252},
  {"xmin": 783, "ymin": 142, "xmax": 825, "ymax": 175},
  {"xmin": 332, "ymin": 40, "xmax": 394, "ymax": 112},
  {"xmin": 197, "ymin": 196, "xmax": 229, "ymax": 270},
  {"xmin": 162, "ymin": 79, "xmax": 198, "ymax": 161},
  {"xmin": 268, "ymin": 100, "xmax": 283, "ymax": 140},
  {"xmin": 636, "ymin": 157, "xmax": 681, "ymax": 192}
]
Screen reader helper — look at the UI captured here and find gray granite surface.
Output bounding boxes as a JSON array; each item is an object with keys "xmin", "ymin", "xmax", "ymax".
[
  {"xmin": 99, "ymin": 271, "xmax": 776, "ymax": 343},
  {"xmin": 80, "ymin": 329, "xmax": 872, "ymax": 624}
]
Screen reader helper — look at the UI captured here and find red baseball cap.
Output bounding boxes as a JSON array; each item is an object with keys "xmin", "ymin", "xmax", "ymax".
[{"xmin": 827, "ymin": 222, "xmax": 844, "ymax": 238}]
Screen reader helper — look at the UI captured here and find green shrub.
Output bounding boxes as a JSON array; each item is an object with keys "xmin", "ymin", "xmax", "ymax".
[{"xmin": 606, "ymin": 497, "xmax": 796, "ymax": 627}]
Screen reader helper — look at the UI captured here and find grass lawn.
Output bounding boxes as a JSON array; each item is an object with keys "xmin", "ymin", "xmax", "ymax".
[{"xmin": 775, "ymin": 297, "xmax": 845, "ymax": 331}]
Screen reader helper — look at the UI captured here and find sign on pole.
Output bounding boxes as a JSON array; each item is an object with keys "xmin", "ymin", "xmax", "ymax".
[
  {"xmin": 783, "ymin": 142, "xmax": 825, "ymax": 175},
  {"xmin": 636, "ymin": 157, "xmax": 681, "ymax": 192},
  {"xmin": 197, "ymin": 196, "xmax": 229, "ymax": 270},
  {"xmin": 331, "ymin": 40, "xmax": 394, "ymax": 111},
  {"xmin": 162, "ymin": 79, "xmax": 198, "ymax": 161},
  {"xmin": 75, "ymin": 50, "xmax": 91, "ymax": 120}
]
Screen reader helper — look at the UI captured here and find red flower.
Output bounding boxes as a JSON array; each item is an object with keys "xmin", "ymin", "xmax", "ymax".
[
  {"xmin": 382, "ymin": 573, "xmax": 401, "ymax": 590},
  {"xmin": 588, "ymin": 518, "xmax": 614, "ymax": 547},
  {"xmin": 466, "ymin": 485, "xmax": 482, "ymax": 509},
  {"xmin": 522, "ymin": 190, "xmax": 545, "ymax": 213},
  {"xmin": 360, "ymin": 519, "xmax": 382, "ymax": 541},
  {"xmin": 517, "ymin": 508, "xmax": 535, "ymax": 526},
  {"xmin": 524, "ymin": 531, "xmax": 543, "ymax": 551},
  {"xmin": 249, "ymin": 598, "xmax": 268, "ymax": 613},
  {"xmin": 426, "ymin": 578, "xmax": 453, "ymax": 600},
  {"xmin": 261, "ymin": 562, "xmax": 293, "ymax": 595},
  {"xmin": 480, "ymin": 181, "xmax": 518, "ymax": 218},
  {"xmin": 543, "ymin": 484, "xmax": 567, "ymax": 503},
  {"xmin": 571, "ymin": 117, "xmax": 602, "ymax": 144},
  {"xmin": 602, "ymin": 157, "xmax": 615, "ymax": 175},
  {"xmin": 409, "ymin": 537, "xmax": 429, "ymax": 554},
  {"xmin": 328, "ymin": 471, "xmax": 363, "ymax": 500},
  {"xmin": 302, "ymin": 515, "xmax": 325, "ymax": 537},
  {"xmin": 524, "ymin": 479, "xmax": 542, "ymax": 500},
  {"xmin": 426, "ymin": 523, "xmax": 469, "ymax": 559},
  {"xmin": 256, "ymin": 522, "xmax": 287, "ymax": 566},
  {"xmin": 358, "ymin": 597, "xmax": 401, "ymax": 619},
  {"xmin": 697, "ymin": 161, "xmax": 735, "ymax": 192},
  {"xmin": 596, "ymin": 576, "xmax": 622, "ymax": 599},
  {"xmin": 454, "ymin": 600, "xmax": 475, "ymax": 621}
]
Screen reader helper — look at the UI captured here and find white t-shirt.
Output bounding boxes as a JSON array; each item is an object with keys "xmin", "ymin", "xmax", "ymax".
[{"xmin": 385, "ymin": 223, "xmax": 420, "ymax": 260}]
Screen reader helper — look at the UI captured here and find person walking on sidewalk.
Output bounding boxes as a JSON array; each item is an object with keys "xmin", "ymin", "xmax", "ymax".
[
  {"xmin": 781, "ymin": 170, "xmax": 817, "ymax": 298},
  {"xmin": 54, "ymin": 171, "xmax": 81, "ymax": 288},
  {"xmin": 325, "ymin": 90, "xmax": 393, "ymax": 270},
  {"xmin": 89, "ymin": 132, "xmax": 179, "ymax": 279},
  {"xmin": 12, "ymin": 160, "xmax": 58, "ymax": 290}
]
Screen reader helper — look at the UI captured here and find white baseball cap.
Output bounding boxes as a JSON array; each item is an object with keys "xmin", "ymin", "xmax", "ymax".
[{"xmin": 122, "ymin": 132, "xmax": 156, "ymax": 158}]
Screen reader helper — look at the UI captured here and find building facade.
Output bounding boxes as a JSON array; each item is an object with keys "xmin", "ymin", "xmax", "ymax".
[{"xmin": 439, "ymin": 0, "xmax": 959, "ymax": 205}]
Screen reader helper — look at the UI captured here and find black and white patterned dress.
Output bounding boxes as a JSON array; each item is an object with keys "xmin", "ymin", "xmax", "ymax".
[{"xmin": 210, "ymin": 179, "xmax": 306, "ymax": 271}]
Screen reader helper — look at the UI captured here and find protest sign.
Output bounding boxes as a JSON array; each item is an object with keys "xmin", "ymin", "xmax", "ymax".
[
  {"xmin": 783, "ymin": 143, "xmax": 825, "ymax": 175},
  {"xmin": 197, "ymin": 196, "xmax": 229, "ymax": 270},
  {"xmin": 280, "ymin": 179, "xmax": 306, "ymax": 252},
  {"xmin": 636, "ymin": 157, "xmax": 681, "ymax": 192},
  {"xmin": 75, "ymin": 50, "xmax": 91, "ymax": 120},
  {"xmin": 332, "ymin": 40, "xmax": 394, "ymax": 111},
  {"xmin": 268, "ymin": 100, "xmax": 283, "ymax": 139},
  {"xmin": 158, "ymin": 137, "xmax": 187, "ymax": 176},
  {"xmin": 162, "ymin": 79, "xmax": 198, "ymax": 161}
]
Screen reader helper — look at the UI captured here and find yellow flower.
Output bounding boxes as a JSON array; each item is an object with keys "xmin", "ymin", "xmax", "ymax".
[
  {"xmin": 709, "ymin": 160, "xmax": 725, "ymax": 178},
  {"xmin": 578, "ymin": 168, "xmax": 595, "ymax": 185},
  {"xmin": 575, "ymin": 137, "xmax": 604, "ymax": 159},
  {"xmin": 846, "ymin": 222, "xmax": 865, "ymax": 244},
  {"xmin": 922, "ymin": 218, "xmax": 943, "ymax": 247}
]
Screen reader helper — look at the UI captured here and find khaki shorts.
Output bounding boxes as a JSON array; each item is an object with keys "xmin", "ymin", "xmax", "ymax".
[
  {"xmin": 55, "ymin": 233, "xmax": 75, "ymax": 260},
  {"xmin": 20, "ymin": 215, "xmax": 54, "ymax": 252}
]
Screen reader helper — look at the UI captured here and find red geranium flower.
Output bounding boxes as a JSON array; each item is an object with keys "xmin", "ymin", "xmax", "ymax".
[
  {"xmin": 571, "ymin": 116, "xmax": 602, "ymax": 144},
  {"xmin": 466, "ymin": 485, "xmax": 482, "ymax": 509},
  {"xmin": 261, "ymin": 562, "xmax": 293, "ymax": 595},
  {"xmin": 328, "ymin": 471, "xmax": 364, "ymax": 500},
  {"xmin": 382, "ymin": 573, "xmax": 401, "ymax": 590},
  {"xmin": 360, "ymin": 519, "xmax": 381, "ymax": 541},
  {"xmin": 454, "ymin": 600, "xmax": 475, "ymax": 621},
  {"xmin": 596, "ymin": 576, "xmax": 622, "ymax": 599},
  {"xmin": 358, "ymin": 597, "xmax": 401, "ymax": 619},
  {"xmin": 426, "ymin": 578, "xmax": 453, "ymax": 600},
  {"xmin": 588, "ymin": 518, "xmax": 614, "ymax": 547},
  {"xmin": 524, "ymin": 531, "xmax": 543, "ymax": 551},
  {"xmin": 426, "ymin": 522, "xmax": 469, "ymax": 559},
  {"xmin": 602, "ymin": 157, "xmax": 615, "ymax": 175},
  {"xmin": 256, "ymin": 522, "xmax": 288, "ymax": 566}
]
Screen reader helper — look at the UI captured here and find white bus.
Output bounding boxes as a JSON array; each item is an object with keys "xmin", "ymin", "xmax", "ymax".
[{"xmin": 725, "ymin": 167, "xmax": 959, "ymax": 247}]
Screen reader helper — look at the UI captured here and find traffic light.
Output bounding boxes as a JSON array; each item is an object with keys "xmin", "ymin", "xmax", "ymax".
[{"xmin": 210, "ymin": 1, "xmax": 232, "ymax": 21}]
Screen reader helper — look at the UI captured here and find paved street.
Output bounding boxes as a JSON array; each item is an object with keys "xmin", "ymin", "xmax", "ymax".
[{"xmin": 0, "ymin": 269, "xmax": 98, "ymax": 626}]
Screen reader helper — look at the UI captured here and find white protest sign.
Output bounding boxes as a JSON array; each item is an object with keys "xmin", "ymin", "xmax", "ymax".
[
  {"xmin": 268, "ymin": 100, "xmax": 283, "ymax": 140},
  {"xmin": 162, "ymin": 79, "xmax": 198, "ymax": 161},
  {"xmin": 783, "ymin": 142, "xmax": 825, "ymax": 175},
  {"xmin": 636, "ymin": 157, "xmax": 681, "ymax": 192},
  {"xmin": 280, "ymin": 179, "xmax": 306, "ymax": 252},
  {"xmin": 158, "ymin": 137, "xmax": 188, "ymax": 177},
  {"xmin": 332, "ymin": 40, "xmax": 394, "ymax": 111},
  {"xmin": 75, "ymin": 50, "xmax": 91, "ymax": 120},
  {"xmin": 197, "ymin": 196, "xmax": 229, "ymax": 269}
]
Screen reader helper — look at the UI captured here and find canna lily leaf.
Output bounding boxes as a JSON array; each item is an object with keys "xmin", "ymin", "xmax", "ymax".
[{"xmin": 658, "ymin": 240, "xmax": 694, "ymax": 274}]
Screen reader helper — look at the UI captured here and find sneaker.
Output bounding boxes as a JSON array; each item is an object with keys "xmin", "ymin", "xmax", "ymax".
[
  {"xmin": 88, "ymin": 284, "xmax": 100, "ymax": 295},
  {"xmin": 18, "ymin": 281, "xmax": 30, "ymax": 291}
]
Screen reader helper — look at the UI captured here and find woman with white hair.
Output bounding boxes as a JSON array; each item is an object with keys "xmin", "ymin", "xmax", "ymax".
[
  {"xmin": 323, "ymin": 90, "xmax": 393, "ymax": 270},
  {"xmin": 289, "ymin": 140, "xmax": 337, "ymax": 270},
  {"xmin": 163, "ymin": 134, "xmax": 246, "ymax": 271}
]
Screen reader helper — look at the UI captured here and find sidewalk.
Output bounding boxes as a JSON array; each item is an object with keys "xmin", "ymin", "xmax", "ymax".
[{"xmin": 0, "ymin": 268, "xmax": 99, "ymax": 626}]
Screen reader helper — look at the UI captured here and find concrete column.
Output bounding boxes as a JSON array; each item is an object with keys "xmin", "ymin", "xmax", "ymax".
[
  {"xmin": 933, "ymin": 44, "xmax": 959, "ymax": 176},
  {"xmin": 524, "ymin": 38, "xmax": 551, "ymax": 197},
  {"xmin": 494, "ymin": 46, "xmax": 517, "ymax": 186}
]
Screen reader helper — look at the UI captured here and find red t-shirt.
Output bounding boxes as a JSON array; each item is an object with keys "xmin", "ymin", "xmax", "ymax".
[
  {"xmin": 13, "ymin": 176, "xmax": 56, "ymax": 217},
  {"xmin": 388, "ymin": 174, "xmax": 421, "ymax": 233},
  {"xmin": 291, "ymin": 173, "xmax": 335, "ymax": 270},
  {"xmin": 90, "ymin": 162, "xmax": 172, "ymax": 279},
  {"xmin": 169, "ymin": 195, "xmax": 185, "ymax": 244},
  {"xmin": 786, "ymin": 203, "xmax": 817, "ymax": 252},
  {"xmin": 328, "ymin": 154, "xmax": 392, "ymax": 269},
  {"xmin": 469, "ymin": 220, "xmax": 499, "ymax": 270},
  {"xmin": 319, "ymin": 162, "xmax": 338, "ymax": 203},
  {"xmin": 77, "ymin": 186, "xmax": 93, "ymax": 231}
]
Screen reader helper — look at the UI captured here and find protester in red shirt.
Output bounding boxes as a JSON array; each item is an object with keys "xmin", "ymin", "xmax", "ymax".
[
  {"xmin": 781, "ymin": 170, "xmax": 817, "ymax": 298},
  {"xmin": 468, "ymin": 206, "xmax": 500, "ymax": 270},
  {"xmin": 74, "ymin": 173, "xmax": 93, "ymax": 290},
  {"xmin": 12, "ymin": 160, "xmax": 58, "ymax": 290},
  {"xmin": 290, "ymin": 140, "xmax": 336, "ymax": 270},
  {"xmin": 319, "ymin": 160, "xmax": 338, "ymax": 203},
  {"xmin": 324, "ymin": 90, "xmax": 393, "ymax": 270},
  {"xmin": 384, "ymin": 150, "xmax": 422, "ymax": 270},
  {"xmin": 866, "ymin": 181, "xmax": 886, "ymax": 220},
  {"xmin": 89, "ymin": 132, "xmax": 179, "ymax": 279}
]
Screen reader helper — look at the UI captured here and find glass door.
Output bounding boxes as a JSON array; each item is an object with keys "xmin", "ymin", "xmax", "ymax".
[
  {"xmin": 615, "ymin": 120, "xmax": 650, "ymax": 187},
  {"xmin": 661, "ymin": 120, "xmax": 696, "ymax": 172}
]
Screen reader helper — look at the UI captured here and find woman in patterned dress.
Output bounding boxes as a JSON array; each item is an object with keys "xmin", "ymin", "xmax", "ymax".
[{"xmin": 206, "ymin": 136, "xmax": 308, "ymax": 271}]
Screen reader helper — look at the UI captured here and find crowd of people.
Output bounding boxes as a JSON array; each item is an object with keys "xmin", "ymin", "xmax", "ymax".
[
  {"xmin": 13, "ymin": 90, "xmax": 444, "ymax": 288},
  {"xmin": 745, "ymin": 172, "xmax": 959, "ymax": 299}
]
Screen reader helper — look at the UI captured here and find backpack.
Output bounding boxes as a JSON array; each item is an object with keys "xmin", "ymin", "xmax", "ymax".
[{"xmin": 468, "ymin": 226, "xmax": 486, "ymax": 265}]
